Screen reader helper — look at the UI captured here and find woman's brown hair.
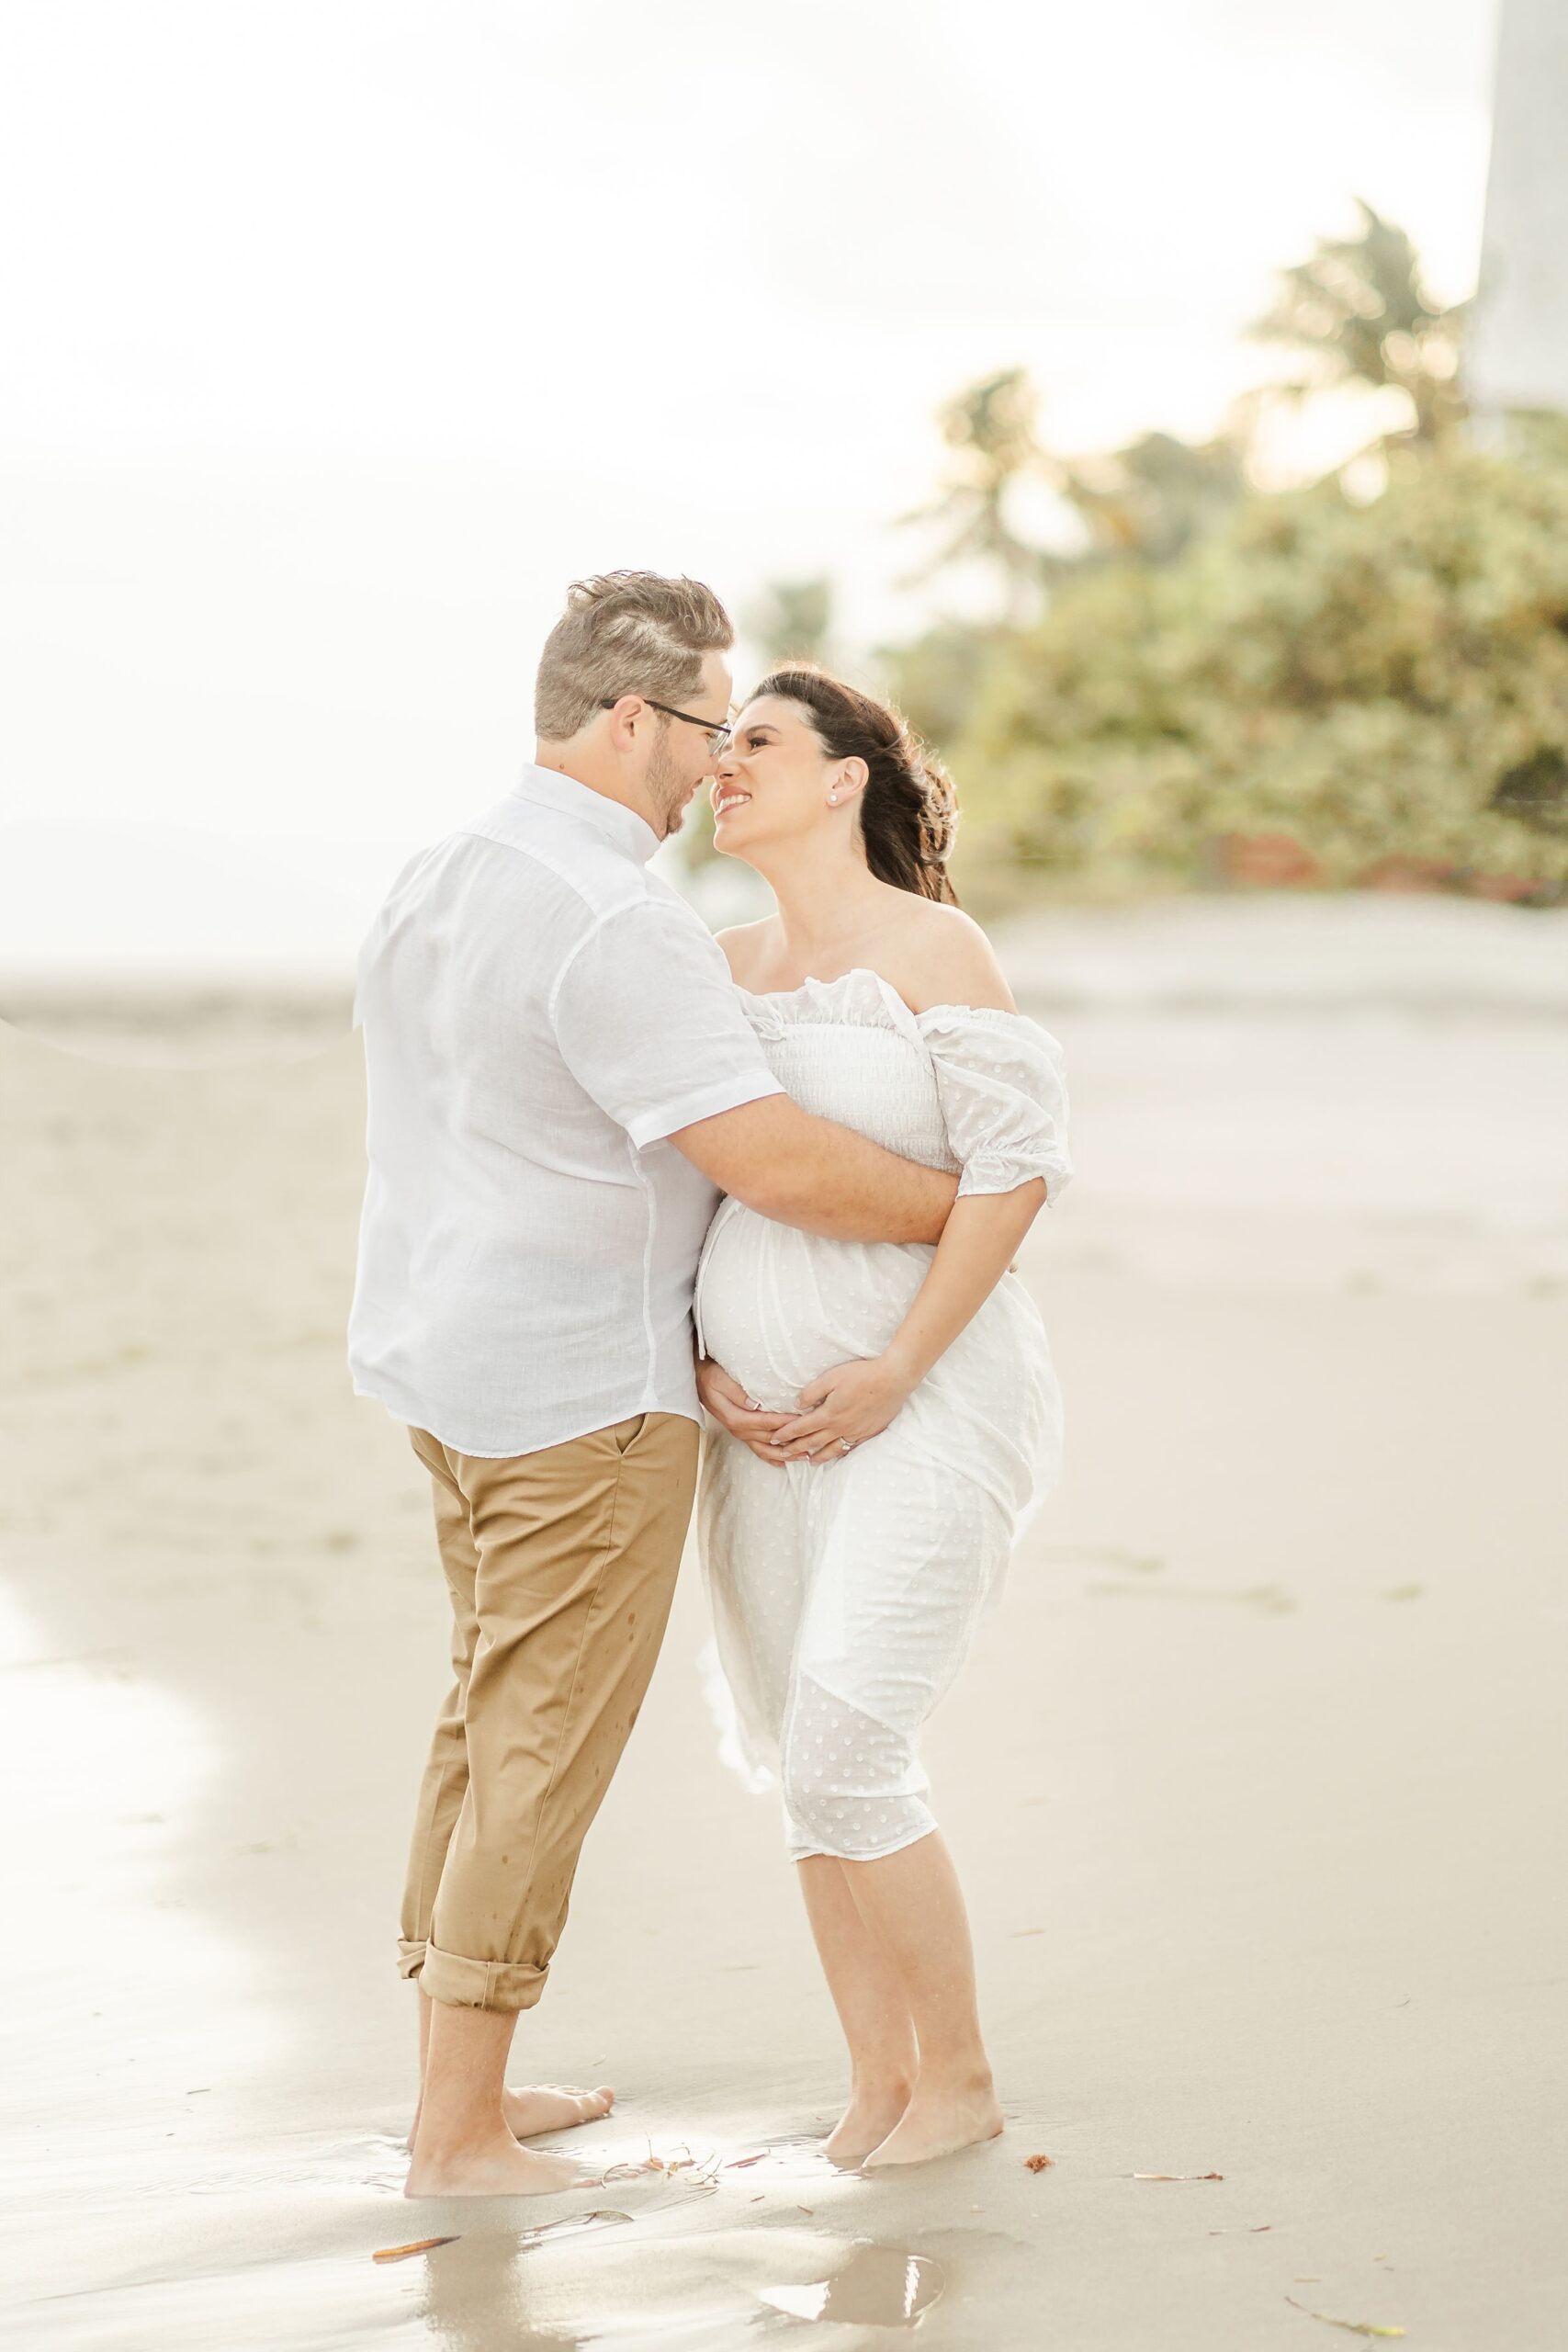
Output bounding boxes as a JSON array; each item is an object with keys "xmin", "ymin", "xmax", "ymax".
[{"xmin": 750, "ymin": 665, "xmax": 960, "ymax": 904}]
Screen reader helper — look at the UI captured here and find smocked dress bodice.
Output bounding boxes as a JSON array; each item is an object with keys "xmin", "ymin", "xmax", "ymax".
[
  {"xmin": 694, "ymin": 967, "xmax": 1071, "ymax": 1429},
  {"xmin": 733, "ymin": 966, "xmax": 1069, "ymax": 1190}
]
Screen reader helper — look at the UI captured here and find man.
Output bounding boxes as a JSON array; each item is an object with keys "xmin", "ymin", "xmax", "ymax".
[{"xmin": 348, "ymin": 571, "xmax": 959, "ymax": 2196}]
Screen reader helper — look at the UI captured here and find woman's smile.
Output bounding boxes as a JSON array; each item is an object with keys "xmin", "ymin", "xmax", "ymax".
[{"xmin": 712, "ymin": 786, "xmax": 752, "ymax": 819}]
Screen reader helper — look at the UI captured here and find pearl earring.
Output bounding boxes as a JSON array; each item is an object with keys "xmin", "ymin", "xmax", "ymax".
[{"xmin": 829, "ymin": 791, "xmax": 839, "ymax": 804}]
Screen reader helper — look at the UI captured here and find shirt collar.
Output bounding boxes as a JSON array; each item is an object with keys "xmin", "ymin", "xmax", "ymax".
[{"xmin": 509, "ymin": 762, "xmax": 662, "ymax": 866}]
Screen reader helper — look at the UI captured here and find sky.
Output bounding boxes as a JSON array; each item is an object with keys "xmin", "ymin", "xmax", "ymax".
[{"xmin": 0, "ymin": 0, "xmax": 1503, "ymax": 975}]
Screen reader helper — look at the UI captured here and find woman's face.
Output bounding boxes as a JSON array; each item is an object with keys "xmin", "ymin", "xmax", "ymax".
[{"xmin": 709, "ymin": 695, "xmax": 852, "ymax": 860}]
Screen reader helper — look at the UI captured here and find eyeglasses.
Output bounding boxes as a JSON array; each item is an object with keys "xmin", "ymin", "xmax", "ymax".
[{"xmin": 600, "ymin": 695, "xmax": 732, "ymax": 755}]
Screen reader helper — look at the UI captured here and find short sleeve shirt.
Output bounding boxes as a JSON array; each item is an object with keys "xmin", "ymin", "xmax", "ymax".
[{"xmin": 346, "ymin": 764, "xmax": 785, "ymax": 1456}]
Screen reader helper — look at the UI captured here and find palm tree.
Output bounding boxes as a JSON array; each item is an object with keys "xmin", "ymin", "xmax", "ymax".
[
  {"xmin": 904, "ymin": 366, "xmax": 1249, "ymax": 606},
  {"xmin": 899, "ymin": 368, "xmax": 1053, "ymax": 623},
  {"xmin": 1250, "ymin": 198, "xmax": 1468, "ymax": 447}
]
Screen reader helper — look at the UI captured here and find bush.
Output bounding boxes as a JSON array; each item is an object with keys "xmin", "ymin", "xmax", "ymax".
[{"xmin": 944, "ymin": 438, "xmax": 1568, "ymax": 900}]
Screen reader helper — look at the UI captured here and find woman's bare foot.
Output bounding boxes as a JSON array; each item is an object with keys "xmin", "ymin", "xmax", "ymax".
[
  {"xmin": 823, "ymin": 2078, "xmax": 914, "ymax": 2168},
  {"xmin": 503, "ymin": 2083, "xmax": 615, "ymax": 2141},
  {"xmin": 861, "ymin": 2072, "xmax": 1003, "ymax": 2168},
  {"xmin": 404, "ymin": 2131, "xmax": 599, "ymax": 2199}
]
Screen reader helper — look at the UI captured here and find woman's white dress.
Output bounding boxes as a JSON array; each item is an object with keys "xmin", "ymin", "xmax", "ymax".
[{"xmin": 694, "ymin": 967, "xmax": 1072, "ymax": 1863}]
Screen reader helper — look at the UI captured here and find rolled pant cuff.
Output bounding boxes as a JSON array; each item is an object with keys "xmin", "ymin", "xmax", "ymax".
[{"xmin": 415, "ymin": 1939, "xmax": 550, "ymax": 2012}]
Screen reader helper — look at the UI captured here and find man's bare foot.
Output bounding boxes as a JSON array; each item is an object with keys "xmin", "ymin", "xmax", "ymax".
[
  {"xmin": 404, "ymin": 2132, "xmax": 598, "ymax": 2199},
  {"xmin": 861, "ymin": 2073, "xmax": 1003, "ymax": 2169},
  {"xmin": 406, "ymin": 2081, "xmax": 615, "ymax": 2152},
  {"xmin": 503, "ymin": 2083, "xmax": 615, "ymax": 2141},
  {"xmin": 823, "ymin": 2080, "xmax": 914, "ymax": 2169}
]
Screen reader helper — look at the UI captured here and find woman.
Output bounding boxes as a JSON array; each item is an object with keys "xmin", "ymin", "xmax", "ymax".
[{"xmin": 694, "ymin": 667, "xmax": 1072, "ymax": 2170}]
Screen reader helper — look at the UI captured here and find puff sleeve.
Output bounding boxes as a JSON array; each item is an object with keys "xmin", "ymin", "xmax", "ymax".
[{"xmin": 918, "ymin": 1006, "xmax": 1073, "ymax": 1203}]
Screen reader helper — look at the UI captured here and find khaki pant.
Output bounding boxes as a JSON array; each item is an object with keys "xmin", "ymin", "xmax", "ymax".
[{"xmin": 397, "ymin": 1411, "xmax": 699, "ymax": 2011}]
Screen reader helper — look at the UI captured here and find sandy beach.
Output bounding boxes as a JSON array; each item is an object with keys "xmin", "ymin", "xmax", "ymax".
[{"xmin": 3, "ymin": 896, "xmax": 1564, "ymax": 2350}]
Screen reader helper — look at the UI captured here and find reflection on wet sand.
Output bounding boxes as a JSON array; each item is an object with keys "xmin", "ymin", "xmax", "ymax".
[
  {"xmin": 25, "ymin": 2148, "xmax": 947, "ymax": 2352},
  {"xmin": 417, "ymin": 2222, "xmax": 944, "ymax": 2349},
  {"xmin": 752, "ymin": 2241, "xmax": 945, "ymax": 2326},
  {"xmin": 1, "ymin": 1591, "xmax": 248, "ymax": 2080},
  {"xmin": 404, "ymin": 2139, "xmax": 943, "ymax": 2347}
]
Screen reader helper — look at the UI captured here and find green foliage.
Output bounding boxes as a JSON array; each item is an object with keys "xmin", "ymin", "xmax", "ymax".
[
  {"xmin": 793, "ymin": 209, "xmax": 1563, "ymax": 904},
  {"xmin": 948, "ymin": 438, "xmax": 1568, "ymax": 896},
  {"xmin": 876, "ymin": 620, "xmax": 1005, "ymax": 761},
  {"xmin": 1054, "ymin": 429, "xmax": 1247, "ymax": 568}
]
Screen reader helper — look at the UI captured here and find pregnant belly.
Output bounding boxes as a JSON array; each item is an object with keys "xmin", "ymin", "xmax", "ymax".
[{"xmin": 694, "ymin": 1200, "xmax": 931, "ymax": 1408}]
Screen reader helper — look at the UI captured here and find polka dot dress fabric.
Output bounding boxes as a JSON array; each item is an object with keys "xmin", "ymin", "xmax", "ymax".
[{"xmin": 694, "ymin": 968, "xmax": 1072, "ymax": 1862}]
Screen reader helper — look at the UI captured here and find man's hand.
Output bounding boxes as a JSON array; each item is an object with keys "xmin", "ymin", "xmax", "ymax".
[
  {"xmin": 695, "ymin": 1356, "xmax": 795, "ymax": 1466},
  {"xmin": 770, "ymin": 1354, "xmax": 917, "ymax": 1462}
]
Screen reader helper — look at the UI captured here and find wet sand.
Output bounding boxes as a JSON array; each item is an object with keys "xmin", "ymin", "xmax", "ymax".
[{"xmin": 3, "ymin": 899, "xmax": 1565, "ymax": 2349}]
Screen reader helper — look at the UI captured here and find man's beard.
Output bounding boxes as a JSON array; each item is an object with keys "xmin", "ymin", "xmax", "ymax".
[{"xmin": 645, "ymin": 729, "xmax": 689, "ymax": 838}]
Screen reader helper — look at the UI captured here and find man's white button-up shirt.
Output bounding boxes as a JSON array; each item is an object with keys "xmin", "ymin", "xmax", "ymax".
[{"xmin": 347, "ymin": 763, "xmax": 784, "ymax": 1457}]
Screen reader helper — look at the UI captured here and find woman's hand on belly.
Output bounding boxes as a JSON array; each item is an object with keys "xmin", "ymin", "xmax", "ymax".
[
  {"xmin": 695, "ymin": 1354, "xmax": 795, "ymax": 1466},
  {"xmin": 771, "ymin": 1353, "xmax": 919, "ymax": 1464}
]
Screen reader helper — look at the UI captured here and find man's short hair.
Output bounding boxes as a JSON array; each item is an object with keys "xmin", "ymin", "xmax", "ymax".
[{"xmin": 535, "ymin": 571, "xmax": 735, "ymax": 740}]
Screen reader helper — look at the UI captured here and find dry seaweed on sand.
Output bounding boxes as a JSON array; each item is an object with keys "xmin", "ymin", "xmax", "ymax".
[
  {"xmin": 1130, "ymin": 2169, "xmax": 1224, "ymax": 2180},
  {"xmin": 372, "ymin": 2236, "xmax": 459, "ymax": 2263},
  {"xmin": 1024, "ymin": 2154, "xmax": 1055, "ymax": 2172},
  {"xmin": 1284, "ymin": 2293, "xmax": 1405, "ymax": 2337},
  {"xmin": 601, "ymin": 2141, "xmax": 709, "ymax": 2184}
]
